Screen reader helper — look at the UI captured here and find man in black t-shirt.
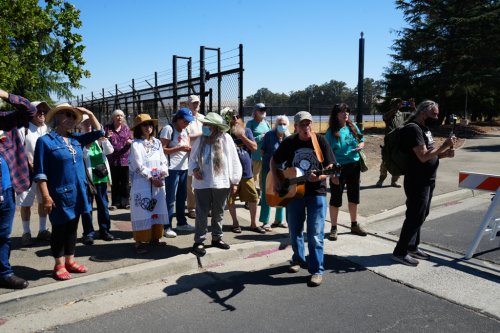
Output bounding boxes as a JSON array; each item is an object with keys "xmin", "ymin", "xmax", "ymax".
[
  {"xmin": 271, "ymin": 111, "xmax": 337, "ymax": 287},
  {"xmin": 392, "ymin": 100, "xmax": 456, "ymax": 267}
]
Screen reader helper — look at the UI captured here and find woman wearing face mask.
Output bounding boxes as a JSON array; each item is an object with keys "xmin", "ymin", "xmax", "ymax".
[
  {"xmin": 188, "ymin": 112, "xmax": 242, "ymax": 256},
  {"xmin": 259, "ymin": 115, "xmax": 290, "ymax": 231}
]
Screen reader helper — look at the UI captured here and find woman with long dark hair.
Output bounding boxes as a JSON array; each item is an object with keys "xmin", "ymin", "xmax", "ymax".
[{"xmin": 325, "ymin": 103, "xmax": 367, "ymax": 241}]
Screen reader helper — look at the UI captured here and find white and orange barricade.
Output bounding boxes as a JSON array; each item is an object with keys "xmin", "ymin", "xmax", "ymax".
[{"xmin": 458, "ymin": 171, "xmax": 500, "ymax": 259}]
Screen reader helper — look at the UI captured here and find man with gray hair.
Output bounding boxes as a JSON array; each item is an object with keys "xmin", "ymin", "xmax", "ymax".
[
  {"xmin": 270, "ymin": 111, "xmax": 337, "ymax": 287},
  {"xmin": 392, "ymin": 100, "xmax": 456, "ymax": 266}
]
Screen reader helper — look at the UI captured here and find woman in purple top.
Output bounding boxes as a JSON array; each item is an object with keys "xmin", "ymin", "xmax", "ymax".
[{"xmin": 104, "ymin": 109, "xmax": 132, "ymax": 210}]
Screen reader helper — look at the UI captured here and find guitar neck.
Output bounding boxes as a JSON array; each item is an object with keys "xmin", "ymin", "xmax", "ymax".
[{"xmin": 287, "ymin": 168, "xmax": 339, "ymax": 185}]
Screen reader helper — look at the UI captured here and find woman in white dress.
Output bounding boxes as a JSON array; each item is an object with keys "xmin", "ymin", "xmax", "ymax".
[{"xmin": 128, "ymin": 114, "xmax": 169, "ymax": 254}]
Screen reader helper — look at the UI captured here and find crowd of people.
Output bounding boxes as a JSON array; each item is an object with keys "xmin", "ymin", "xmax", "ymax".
[{"xmin": 0, "ymin": 89, "xmax": 457, "ymax": 289}]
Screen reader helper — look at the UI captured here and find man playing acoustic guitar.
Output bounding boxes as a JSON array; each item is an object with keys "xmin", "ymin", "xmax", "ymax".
[{"xmin": 270, "ymin": 111, "xmax": 339, "ymax": 287}]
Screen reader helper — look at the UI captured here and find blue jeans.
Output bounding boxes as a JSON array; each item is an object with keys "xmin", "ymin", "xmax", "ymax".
[
  {"xmin": 0, "ymin": 188, "xmax": 15, "ymax": 277},
  {"xmin": 286, "ymin": 195, "xmax": 326, "ymax": 275},
  {"xmin": 165, "ymin": 169, "xmax": 188, "ymax": 228},
  {"xmin": 81, "ymin": 183, "xmax": 111, "ymax": 236}
]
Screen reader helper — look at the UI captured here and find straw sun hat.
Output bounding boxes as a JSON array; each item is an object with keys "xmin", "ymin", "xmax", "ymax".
[
  {"xmin": 130, "ymin": 113, "xmax": 158, "ymax": 130},
  {"xmin": 45, "ymin": 103, "xmax": 83, "ymax": 125}
]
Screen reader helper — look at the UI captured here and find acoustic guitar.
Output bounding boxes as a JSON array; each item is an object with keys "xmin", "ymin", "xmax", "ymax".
[{"xmin": 265, "ymin": 165, "xmax": 341, "ymax": 208}]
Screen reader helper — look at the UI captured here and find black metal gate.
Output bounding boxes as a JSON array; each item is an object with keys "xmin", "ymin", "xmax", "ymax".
[{"xmin": 76, "ymin": 44, "xmax": 243, "ymax": 126}]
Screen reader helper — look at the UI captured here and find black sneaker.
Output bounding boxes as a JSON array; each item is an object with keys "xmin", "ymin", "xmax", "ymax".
[
  {"xmin": 100, "ymin": 231, "xmax": 115, "ymax": 241},
  {"xmin": 408, "ymin": 248, "xmax": 430, "ymax": 260},
  {"xmin": 211, "ymin": 239, "xmax": 230, "ymax": 250},
  {"xmin": 192, "ymin": 243, "xmax": 206, "ymax": 256},
  {"xmin": 391, "ymin": 254, "xmax": 419, "ymax": 267},
  {"xmin": 82, "ymin": 235, "xmax": 94, "ymax": 245}
]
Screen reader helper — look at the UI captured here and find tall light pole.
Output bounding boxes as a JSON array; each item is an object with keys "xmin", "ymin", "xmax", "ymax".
[{"xmin": 356, "ymin": 32, "xmax": 365, "ymax": 129}]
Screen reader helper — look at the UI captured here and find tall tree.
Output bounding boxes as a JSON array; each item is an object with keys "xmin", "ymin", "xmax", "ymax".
[
  {"xmin": 384, "ymin": 0, "xmax": 500, "ymax": 121},
  {"xmin": 0, "ymin": 0, "xmax": 90, "ymax": 101}
]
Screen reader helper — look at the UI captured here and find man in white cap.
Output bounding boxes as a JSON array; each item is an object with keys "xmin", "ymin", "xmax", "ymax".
[
  {"xmin": 186, "ymin": 95, "xmax": 205, "ymax": 219},
  {"xmin": 17, "ymin": 101, "xmax": 51, "ymax": 246},
  {"xmin": 270, "ymin": 111, "xmax": 338, "ymax": 287}
]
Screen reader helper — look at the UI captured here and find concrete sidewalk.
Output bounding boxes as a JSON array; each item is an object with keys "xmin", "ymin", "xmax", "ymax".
[{"xmin": 1, "ymin": 132, "xmax": 499, "ymax": 326}]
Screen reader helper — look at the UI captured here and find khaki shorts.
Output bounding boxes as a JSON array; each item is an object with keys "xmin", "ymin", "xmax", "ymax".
[{"xmin": 228, "ymin": 178, "xmax": 259, "ymax": 205}]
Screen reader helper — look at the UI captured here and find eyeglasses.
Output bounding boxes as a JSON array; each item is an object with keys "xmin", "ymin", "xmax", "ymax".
[
  {"xmin": 64, "ymin": 111, "xmax": 76, "ymax": 119},
  {"xmin": 298, "ymin": 121, "xmax": 312, "ymax": 128}
]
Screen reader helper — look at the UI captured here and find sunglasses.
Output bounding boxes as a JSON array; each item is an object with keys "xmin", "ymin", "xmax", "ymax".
[{"xmin": 141, "ymin": 122, "xmax": 154, "ymax": 127}]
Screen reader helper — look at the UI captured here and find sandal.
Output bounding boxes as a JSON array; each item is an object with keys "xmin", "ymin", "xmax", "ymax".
[
  {"xmin": 65, "ymin": 262, "xmax": 88, "ymax": 273},
  {"xmin": 272, "ymin": 221, "xmax": 288, "ymax": 228},
  {"xmin": 250, "ymin": 226, "xmax": 266, "ymax": 234},
  {"xmin": 231, "ymin": 226, "xmax": 242, "ymax": 233},
  {"xmin": 135, "ymin": 243, "xmax": 148, "ymax": 254},
  {"xmin": 263, "ymin": 224, "xmax": 272, "ymax": 232},
  {"xmin": 53, "ymin": 265, "xmax": 71, "ymax": 281}
]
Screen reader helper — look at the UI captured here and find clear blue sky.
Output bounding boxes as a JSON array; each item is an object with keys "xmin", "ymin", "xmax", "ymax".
[{"xmin": 70, "ymin": 0, "xmax": 407, "ymax": 100}]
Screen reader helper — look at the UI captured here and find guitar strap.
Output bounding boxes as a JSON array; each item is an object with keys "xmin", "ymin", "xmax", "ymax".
[{"xmin": 311, "ymin": 132, "xmax": 324, "ymax": 164}]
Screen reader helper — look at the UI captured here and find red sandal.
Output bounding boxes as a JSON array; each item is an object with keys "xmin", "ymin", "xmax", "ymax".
[
  {"xmin": 53, "ymin": 265, "xmax": 71, "ymax": 281},
  {"xmin": 65, "ymin": 262, "xmax": 88, "ymax": 274}
]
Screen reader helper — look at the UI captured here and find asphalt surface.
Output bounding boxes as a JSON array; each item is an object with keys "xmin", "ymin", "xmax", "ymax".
[
  {"xmin": 44, "ymin": 256, "xmax": 499, "ymax": 333},
  {"xmin": 0, "ymin": 131, "xmax": 498, "ymax": 332}
]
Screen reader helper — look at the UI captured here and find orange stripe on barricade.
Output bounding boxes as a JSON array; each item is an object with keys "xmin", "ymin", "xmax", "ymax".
[{"xmin": 459, "ymin": 171, "xmax": 500, "ymax": 192}]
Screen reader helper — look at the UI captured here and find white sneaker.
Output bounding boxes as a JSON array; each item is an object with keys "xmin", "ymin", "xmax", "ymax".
[
  {"xmin": 176, "ymin": 224, "xmax": 195, "ymax": 232},
  {"xmin": 163, "ymin": 228, "xmax": 177, "ymax": 238}
]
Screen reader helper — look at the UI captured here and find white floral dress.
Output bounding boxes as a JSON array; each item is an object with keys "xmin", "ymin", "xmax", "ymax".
[{"xmin": 128, "ymin": 138, "xmax": 169, "ymax": 231}]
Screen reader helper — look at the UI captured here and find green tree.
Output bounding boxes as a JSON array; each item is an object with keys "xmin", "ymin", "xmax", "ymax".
[
  {"xmin": 0, "ymin": 0, "xmax": 90, "ymax": 102},
  {"xmin": 384, "ymin": 0, "xmax": 500, "ymax": 121},
  {"xmin": 244, "ymin": 88, "xmax": 289, "ymax": 106}
]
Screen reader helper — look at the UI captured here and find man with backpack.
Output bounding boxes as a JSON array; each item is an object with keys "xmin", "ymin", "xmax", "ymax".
[
  {"xmin": 391, "ymin": 100, "xmax": 456, "ymax": 266},
  {"xmin": 376, "ymin": 98, "xmax": 410, "ymax": 188}
]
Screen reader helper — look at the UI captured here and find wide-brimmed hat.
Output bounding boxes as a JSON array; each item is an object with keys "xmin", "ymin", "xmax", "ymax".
[
  {"xmin": 130, "ymin": 113, "xmax": 158, "ymax": 130},
  {"xmin": 200, "ymin": 112, "xmax": 230, "ymax": 132},
  {"xmin": 45, "ymin": 103, "xmax": 83, "ymax": 124},
  {"xmin": 32, "ymin": 101, "xmax": 50, "ymax": 114}
]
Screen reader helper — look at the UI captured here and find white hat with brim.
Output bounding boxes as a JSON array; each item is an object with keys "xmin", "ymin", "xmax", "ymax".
[
  {"xmin": 130, "ymin": 113, "xmax": 158, "ymax": 130},
  {"xmin": 200, "ymin": 112, "xmax": 230, "ymax": 132},
  {"xmin": 45, "ymin": 103, "xmax": 83, "ymax": 125}
]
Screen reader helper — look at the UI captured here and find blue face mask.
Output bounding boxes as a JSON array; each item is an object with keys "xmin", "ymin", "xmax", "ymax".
[
  {"xmin": 277, "ymin": 124, "xmax": 287, "ymax": 133},
  {"xmin": 202, "ymin": 125, "xmax": 212, "ymax": 137}
]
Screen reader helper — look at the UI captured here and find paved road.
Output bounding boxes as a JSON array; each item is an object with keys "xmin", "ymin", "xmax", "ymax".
[{"xmin": 45, "ymin": 256, "xmax": 499, "ymax": 333}]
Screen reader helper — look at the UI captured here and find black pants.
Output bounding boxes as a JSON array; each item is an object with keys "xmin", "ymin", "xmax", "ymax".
[
  {"xmin": 110, "ymin": 166, "xmax": 130, "ymax": 207},
  {"xmin": 329, "ymin": 162, "xmax": 360, "ymax": 207},
  {"xmin": 393, "ymin": 177, "xmax": 435, "ymax": 256},
  {"xmin": 51, "ymin": 217, "xmax": 79, "ymax": 258}
]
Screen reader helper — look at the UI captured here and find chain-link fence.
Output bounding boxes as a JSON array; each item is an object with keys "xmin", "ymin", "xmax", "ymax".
[{"xmin": 75, "ymin": 45, "xmax": 243, "ymax": 127}]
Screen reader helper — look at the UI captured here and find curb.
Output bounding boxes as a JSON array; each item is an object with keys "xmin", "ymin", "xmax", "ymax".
[{"xmin": 0, "ymin": 239, "xmax": 289, "ymax": 318}]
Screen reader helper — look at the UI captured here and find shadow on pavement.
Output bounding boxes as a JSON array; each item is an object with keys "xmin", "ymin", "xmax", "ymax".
[{"xmin": 163, "ymin": 255, "xmax": 364, "ymax": 312}]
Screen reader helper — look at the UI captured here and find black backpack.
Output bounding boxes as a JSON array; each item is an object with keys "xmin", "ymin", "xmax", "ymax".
[{"xmin": 381, "ymin": 123, "xmax": 419, "ymax": 177}]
